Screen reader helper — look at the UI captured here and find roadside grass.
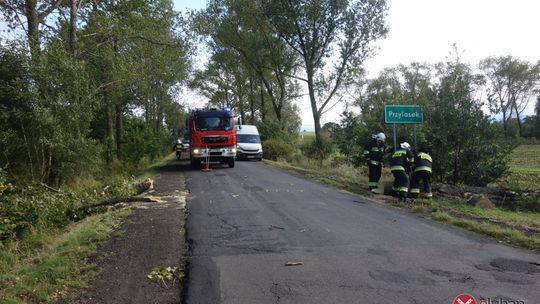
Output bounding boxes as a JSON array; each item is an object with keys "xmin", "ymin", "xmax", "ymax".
[
  {"xmin": 497, "ymin": 144, "xmax": 540, "ymax": 191},
  {"xmin": 0, "ymin": 153, "xmax": 175, "ymax": 303},
  {"xmin": 298, "ymin": 131, "xmax": 316, "ymax": 145},
  {"xmin": 430, "ymin": 210, "xmax": 540, "ymax": 249},
  {"xmin": 0, "ymin": 209, "xmax": 131, "ymax": 304},
  {"xmin": 442, "ymin": 200, "xmax": 540, "ymax": 230},
  {"xmin": 264, "ymin": 156, "xmax": 540, "ymax": 250}
]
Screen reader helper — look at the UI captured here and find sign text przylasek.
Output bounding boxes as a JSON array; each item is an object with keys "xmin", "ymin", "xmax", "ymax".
[{"xmin": 385, "ymin": 105, "xmax": 423, "ymax": 124}]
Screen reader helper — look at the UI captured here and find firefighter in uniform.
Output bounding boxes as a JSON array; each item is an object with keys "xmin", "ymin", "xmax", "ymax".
[
  {"xmin": 174, "ymin": 139, "xmax": 183, "ymax": 160},
  {"xmin": 390, "ymin": 142, "xmax": 414, "ymax": 201},
  {"xmin": 409, "ymin": 145, "xmax": 433, "ymax": 199},
  {"xmin": 363, "ymin": 132, "xmax": 386, "ymax": 192}
]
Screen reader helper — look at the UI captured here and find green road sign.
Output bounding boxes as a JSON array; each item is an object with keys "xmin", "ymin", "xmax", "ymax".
[{"xmin": 384, "ymin": 105, "xmax": 423, "ymax": 124}]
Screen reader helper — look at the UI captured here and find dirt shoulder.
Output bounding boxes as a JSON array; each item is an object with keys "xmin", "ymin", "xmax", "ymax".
[{"xmin": 66, "ymin": 162, "xmax": 188, "ymax": 304}]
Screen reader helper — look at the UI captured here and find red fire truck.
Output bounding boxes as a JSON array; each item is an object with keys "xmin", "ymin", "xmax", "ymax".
[{"xmin": 187, "ymin": 107, "xmax": 237, "ymax": 168}]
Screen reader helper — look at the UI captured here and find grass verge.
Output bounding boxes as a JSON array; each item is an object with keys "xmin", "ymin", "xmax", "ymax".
[
  {"xmin": 0, "ymin": 153, "xmax": 176, "ymax": 303},
  {"xmin": 430, "ymin": 210, "xmax": 540, "ymax": 249},
  {"xmin": 0, "ymin": 208, "xmax": 131, "ymax": 304}
]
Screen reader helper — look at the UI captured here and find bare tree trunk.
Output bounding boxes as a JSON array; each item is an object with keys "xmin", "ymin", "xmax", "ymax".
[
  {"xmin": 156, "ymin": 93, "xmax": 163, "ymax": 133},
  {"xmin": 513, "ymin": 102, "xmax": 523, "ymax": 137},
  {"xmin": 260, "ymin": 77, "xmax": 283, "ymax": 122},
  {"xmin": 106, "ymin": 92, "xmax": 115, "ymax": 164},
  {"xmin": 453, "ymin": 143, "xmax": 461, "ymax": 184},
  {"xmin": 25, "ymin": 0, "xmax": 41, "ymax": 60},
  {"xmin": 69, "ymin": 0, "xmax": 78, "ymax": 56},
  {"xmin": 306, "ymin": 70, "xmax": 322, "ymax": 144},
  {"xmin": 259, "ymin": 80, "xmax": 266, "ymax": 121},
  {"xmin": 502, "ymin": 110, "xmax": 507, "ymax": 137},
  {"xmin": 115, "ymin": 103, "xmax": 123, "ymax": 160},
  {"xmin": 249, "ymin": 77, "xmax": 255, "ymax": 124},
  {"xmin": 144, "ymin": 95, "xmax": 150, "ymax": 123},
  {"xmin": 20, "ymin": 120, "xmax": 35, "ymax": 181}
]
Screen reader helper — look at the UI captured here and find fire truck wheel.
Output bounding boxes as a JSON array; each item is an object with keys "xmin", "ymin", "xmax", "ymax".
[
  {"xmin": 228, "ymin": 158, "xmax": 235, "ymax": 168},
  {"xmin": 191, "ymin": 158, "xmax": 201, "ymax": 169}
]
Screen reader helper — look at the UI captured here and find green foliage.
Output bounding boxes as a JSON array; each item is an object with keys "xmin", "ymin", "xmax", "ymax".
[
  {"xmin": 257, "ymin": 120, "xmax": 296, "ymax": 142},
  {"xmin": 0, "ymin": 173, "xmax": 144, "ymax": 244},
  {"xmin": 262, "ymin": 139, "xmax": 295, "ymax": 161},
  {"xmin": 333, "ymin": 111, "xmax": 366, "ymax": 163},
  {"xmin": 263, "ymin": 0, "xmax": 389, "ymax": 144},
  {"xmin": 195, "ymin": 0, "xmax": 302, "ymax": 131},
  {"xmin": 300, "ymin": 132, "xmax": 334, "ymax": 160},
  {"xmin": 0, "ymin": 1, "xmax": 192, "ymax": 186},
  {"xmin": 0, "ymin": 168, "xmax": 7, "ymax": 185},
  {"xmin": 122, "ymin": 117, "xmax": 171, "ymax": 165},
  {"xmin": 0, "ymin": 209, "xmax": 130, "ymax": 304},
  {"xmin": 479, "ymin": 56, "xmax": 540, "ymax": 137},
  {"xmin": 517, "ymin": 193, "xmax": 540, "ymax": 213},
  {"xmin": 0, "ymin": 188, "xmax": 77, "ymax": 241},
  {"xmin": 428, "ymin": 59, "xmax": 515, "ymax": 186}
]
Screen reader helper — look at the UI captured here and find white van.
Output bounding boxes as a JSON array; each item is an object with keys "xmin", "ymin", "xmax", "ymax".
[{"xmin": 235, "ymin": 125, "xmax": 263, "ymax": 161}]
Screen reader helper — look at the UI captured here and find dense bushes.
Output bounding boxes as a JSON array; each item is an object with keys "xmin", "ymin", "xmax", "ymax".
[
  {"xmin": 263, "ymin": 139, "xmax": 296, "ymax": 161},
  {"xmin": 122, "ymin": 117, "xmax": 172, "ymax": 166},
  {"xmin": 300, "ymin": 132, "xmax": 334, "ymax": 160},
  {"xmin": 0, "ymin": 175, "xmax": 142, "ymax": 244}
]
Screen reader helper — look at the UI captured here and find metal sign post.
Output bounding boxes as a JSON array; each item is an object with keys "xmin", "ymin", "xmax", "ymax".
[
  {"xmin": 393, "ymin": 124, "xmax": 397, "ymax": 152},
  {"xmin": 413, "ymin": 124, "xmax": 417, "ymax": 151}
]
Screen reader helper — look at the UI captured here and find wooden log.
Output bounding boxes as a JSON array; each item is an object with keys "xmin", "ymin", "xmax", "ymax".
[
  {"xmin": 39, "ymin": 182, "xmax": 62, "ymax": 193},
  {"xmin": 82, "ymin": 196, "xmax": 158, "ymax": 210}
]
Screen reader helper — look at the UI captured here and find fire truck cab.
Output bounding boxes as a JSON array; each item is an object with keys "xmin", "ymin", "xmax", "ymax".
[{"xmin": 187, "ymin": 108, "xmax": 237, "ymax": 168}]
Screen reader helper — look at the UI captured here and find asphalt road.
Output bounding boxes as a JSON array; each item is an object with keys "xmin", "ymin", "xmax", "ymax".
[{"xmin": 183, "ymin": 160, "xmax": 540, "ymax": 304}]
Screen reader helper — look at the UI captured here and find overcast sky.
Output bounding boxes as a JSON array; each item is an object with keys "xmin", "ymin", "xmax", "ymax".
[{"xmin": 174, "ymin": 0, "xmax": 540, "ymax": 130}]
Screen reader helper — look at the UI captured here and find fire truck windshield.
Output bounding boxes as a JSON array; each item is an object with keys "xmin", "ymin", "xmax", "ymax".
[{"xmin": 195, "ymin": 116, "xmax": 233, "ymax": 131}]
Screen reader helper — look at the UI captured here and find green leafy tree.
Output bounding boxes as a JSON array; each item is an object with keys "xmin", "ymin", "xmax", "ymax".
[
  {"xmin": 262, "ymin": 0, "xmax": 388, "ymax": 145},
  {"xmin": 479, "ymin": 56, "xmax": 540, "ymax": 137},
  {"xmin": 429, "ymin": 58, "xmax": 514, "ymax": 185},
  {"xmin": 353, "ymin": 63, "xmax": 434, "ymax": 149},
  {"xmin": 193, "ymin": 0, "xmax": 301, "ymax": 130}
]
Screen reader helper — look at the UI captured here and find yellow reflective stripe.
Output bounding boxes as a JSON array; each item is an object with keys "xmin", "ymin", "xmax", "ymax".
[
  {"xmin": 363, "ymin": 150, "xmax": 370, "ymax": 155},
  {"xmin": 419, "ymin": 153, "xmax": 432, "ymax": 162},
  {"xmin": 392, "ymin": 150, "xmax": 406, "ymax": 157},
  {"xmin": 370, "ymin": 160, "xmax": 380, "ymax": 165},
  {"xmin": 391, "ymin": 166, "xmax": 405, "ymax": 171},
  {"xmin": 414, "ymin": 166, "xmax": 432, "ymax": 172},
  {"xmin": 398, "ymin": 187, "xmax": 408, "ymax": 192},
  {"xmin": 371, "ymin": 147, "xmax": 380, "ymax": 152},
  {"xmin": 409, "ymin": 188, "xmax": 420, "ymax": 193},
  {"xmin": 368, "ymin": 182, "xmax": 378, "ymax": 186},
  {"xmin": 425, "ymin": 193, "xmax": 433, "ymax": 198}
]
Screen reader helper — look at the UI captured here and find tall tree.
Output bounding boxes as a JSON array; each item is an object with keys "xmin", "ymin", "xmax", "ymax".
[
  {"xmin": 195, "ymin": 0, "xmax": 300, "ymax": 126},
  {"xmin": 479, "ymin": 56, "xmax": 540, "ymax": 137},
  {"xmin": 0, "ymin": 0, "xmax": 63, "ymax": 59},
  {"xmin": 429, "ymin": 58, "xmax": 513, "ymax": 185},
  {"xmin": 262, "ymin": 0, "xmax": 388, "ymax": 144}
]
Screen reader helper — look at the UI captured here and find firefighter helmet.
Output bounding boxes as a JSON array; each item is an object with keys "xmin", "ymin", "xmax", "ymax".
[
  {"xmin": 376, "ymin": 132, "xmax": 386, "ymax": 142},
  {"xmin": 400, "ymin": 142, "xmax": 411, "ymax": 150}
]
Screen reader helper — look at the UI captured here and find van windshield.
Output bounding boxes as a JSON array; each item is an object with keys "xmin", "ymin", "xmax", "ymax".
[{"xmin": 237, "ymin": 134, "xmax": 261, "ymax": 143}]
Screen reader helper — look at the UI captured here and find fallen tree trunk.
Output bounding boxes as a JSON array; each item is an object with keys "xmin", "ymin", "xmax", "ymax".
[
  {"xmin": 432, "ymin": 183, "xmax": 520, "ymax": 206},
  {"xmin": 82, "ymin": 196, "xmax": 158, "ymax": 210}
]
